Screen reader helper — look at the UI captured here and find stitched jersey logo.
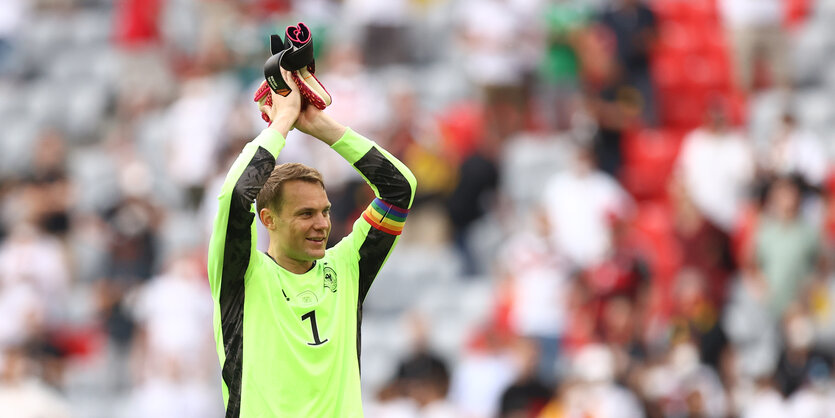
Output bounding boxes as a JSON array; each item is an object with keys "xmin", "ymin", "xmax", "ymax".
[
  {"xmin": 323, "ymin": 265, "xmax": 337, "ymax": 293},
  {"xmin": 296, "ymin": 290, "xmax": 318, "ymax": 307}
]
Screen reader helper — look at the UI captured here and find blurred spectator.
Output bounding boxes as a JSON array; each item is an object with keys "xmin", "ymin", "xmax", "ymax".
[
  {"xmin": 586, "ymin": 80, "xmax": 639, "ymax": 178},
  {"xmin": 449, "ymin": 326, "xmax": 516, "ymax": 418},
  {"xmin": 497, "ymin": 338, "xmax": 552, "ymax": 418},
  {"xmin": 597, "ymin": 0, "xmax": 658, "ymax": 126},
  {"xmin": 396, "ymin": 351, "xmax": 457, "ymax": 418},
  {"xmin": 114, "ymin": 0, "xmax": 163, "ymax": 48},
  {"xmin": 671, "ymin": 179, "xmax": 736, "ymax": 309},
  {"xmin": 537, "ymin": 0, "xmax": 591, "ymax": 131},
  {"xmin": 446, "ymin": 130, "xmax": 500, "ymax": 277},
  {"xmin": 773, "ymin": 305, "xmax": 832, "ymax": 398},
  {"xmin": 122, "ymin": 368, "xmax": 222, "ymax": 418},
  {"xmin": 784, "ymin": 368, "xmax": 835, "ymax": 417},
  {"xmin": 0, "ymin": 222, "xmax": 70, "ymax": 327},
  {"xmin": 641, "ymin": 341, "xmax": 728, "ymax": 417},
  {"xmin": 456, "ymin": 0, "xmax": 527, "ymax": 137},
  {"xmin": 103, "ymin": 196, "xmax": 160, "ymax": 284},
  {"xmin": 384, "ymin": 83, "xmax": 455, "ymax": 208},
  {"xmin": 120, "ymin": 253, "xmax": 220, "ymax": 418},
  {"xmin": 0, "ymin": 272, "xmax": 42, "ymax": 349},
  {"xmin": 498, "ymin": 216, "xmax": 570, "ymax": 384},
  {"xmin": 318, "ymin": 43, "xmax": 387, "ymax": 140},
  {"xmin": 345, "ymin": 0, "xmax": 413, "ymax": 67},
  {"xmin": 669, "ymin": 268, "xmax": 728, "ymax": 371},
  {"xmin": 129, "ymin": 255, "xmax": 215, "ymax": 382},
  {"xmin": 540, "ymin": 144, "xmax": 634, "ymax": 270},
  {"xmin": 787, "ymin": 384, "xmax": 835, "ymax": 417},
  {"xmin": 368, "ymin": 313, "xmax": 459, "ymax": 417},
  {"xmin": 97, "ymin": 195, "xmax": 161, "ymax": 350},
  {"xmin": 23, "ymin": 129, "xmax": 73, "ymax": 237},
  {"xmin": 540, "ymin": 344, "xmax": 643, "ymax": 417},
  {"xmin": 165, "ymin": 75, "xmax": 237, "ymax": 209},
  {"xmin": 0, "ymin": 345, "xmax": 71, "ymax": 418},
  {"xmin": 763, "ymin": 112, "xmax": 827, "ymax": 188},
  {"xmin": 584, "ymin": 216, "xmax": 649, "ymax": 310},
  {"xmin": 597, "ymin": 295, "xmax": 648, "ymax": 393},
  {"xmin": 0, "ymin": 221, "xmax": 73, "ymax": 387},
  {"xmin": 719, "ymin": 0, "xmax": 789, "ymax": 92},
  {"xmin": 739, "ymin": 376, "xmax": 787, "ymax": 418},
  {"xmin": 676, "ymin": 99, "xmax": 755, "ymax": 232},
  {"xmin": 810, "ymin": 270, "xmax": 835, "ymax": 353},
  {"xmin": 750, "ymin": 176, "xmax": 821, "ymax": 317}
]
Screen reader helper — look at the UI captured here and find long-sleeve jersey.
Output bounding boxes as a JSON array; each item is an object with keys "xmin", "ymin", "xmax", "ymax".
[{"xmin": 207, "ymin": 127, "xmax": 417, "ymax": 417}]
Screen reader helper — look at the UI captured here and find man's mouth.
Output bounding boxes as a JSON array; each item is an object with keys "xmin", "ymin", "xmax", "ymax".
[{"xmin": 306, "ymin": 237, "xmax": 326, "ymax": 243}]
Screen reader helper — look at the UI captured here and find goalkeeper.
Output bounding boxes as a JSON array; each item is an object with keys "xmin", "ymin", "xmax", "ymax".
[{"xmin": 207, "ymin": 68, "xmax": 417, "ymax": 417}]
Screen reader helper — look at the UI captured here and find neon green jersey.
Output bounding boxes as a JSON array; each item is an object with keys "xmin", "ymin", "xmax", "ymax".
[{"xmin": 207, "ymin": 127, "xmax": 417, "ymax": 417}]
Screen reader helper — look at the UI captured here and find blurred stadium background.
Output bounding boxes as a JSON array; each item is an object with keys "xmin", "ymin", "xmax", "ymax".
[{"xmin": 2, "ymin": 0, "xmax": 835, "ymax": 416}]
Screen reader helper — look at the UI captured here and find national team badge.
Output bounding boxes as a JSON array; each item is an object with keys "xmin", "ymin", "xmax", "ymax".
[{"xmin": 323, "ymin": 265, "xmax": 337, "ymax": 293}]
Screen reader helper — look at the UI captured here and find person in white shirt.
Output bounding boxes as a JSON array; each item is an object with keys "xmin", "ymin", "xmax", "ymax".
[
  {"xmin": 676, "ymin": 100, "xmax": 755, "ymax": 232},
  {"xmin": 719, "ymin": 0, "xmax": 788, "ymax": 92},
  {"xmin": 540, "ymin": 144, "xmax": 634, "ymax": 269},
  {"xmin": 764, "ymin": 112, "xmax": 827, "ymax": 188}
]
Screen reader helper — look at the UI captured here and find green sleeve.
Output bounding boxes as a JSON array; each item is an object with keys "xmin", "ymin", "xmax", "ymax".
[
  {"xmin": 207, "ymin": 128, "xmax": 285, "ymax": 301},
  {"xmin": 330, "ymin": 128, "xmax": 417, "ymax": 302}
]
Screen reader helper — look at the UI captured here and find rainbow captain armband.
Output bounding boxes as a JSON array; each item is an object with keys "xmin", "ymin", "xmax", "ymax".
[{"xmin": 362, "ymin": 198, "xmax": 408, "ymax": 235}]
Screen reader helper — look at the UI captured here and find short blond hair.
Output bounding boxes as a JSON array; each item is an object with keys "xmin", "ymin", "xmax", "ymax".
[{"xmin": 256, "ymin": 163, "xmax": 325, "ymax": 214}]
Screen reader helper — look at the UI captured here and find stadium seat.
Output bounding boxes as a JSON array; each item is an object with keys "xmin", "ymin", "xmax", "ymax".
[
  {"xmin": 658, "ymin": 90, "xmax": 705, "ymax": 130},
  {"xmin": 630, "ymin": 201, "xmax": 682, "ymax": 315},
  {"xmin": 682, "ymin": 54, "xmax": 729, "ymax": 91},
  {"xmin": 680, "ymin": 0, "xmax": 719, "ymax": 26},
  {"xmin": 0, "ymin": 115, "xmax": 38, "ymax": 176},
  {"xmin": 66, "ymin": 80, "xmax": 110, "ymax": 142},
  {"xmin": 621, "ymin": 128, "xmax": 684, "ymax": 200},
  {"xmin": 655, "ymin": 22, "xmax": 699, "ymax": 55},
  {"xmin": 651, "ymin": 51, "xmax": 687, "ymax": 90},
  {"xmin": 651, "ymin": 0, "xmax": 687, "ymax": 21}
]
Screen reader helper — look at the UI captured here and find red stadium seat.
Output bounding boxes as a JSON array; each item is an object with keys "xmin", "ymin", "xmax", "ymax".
[
  {"xmin": 679, "ymin": 0, "xmax": 719, "ymax": 26},
  {"xmin": 659, "ymin": 91, "xmax": 706, "ymax": 130},
  {"xmin": 652, "ymin": 0, "xmax": 718, "ymax": 25},
  {"xmin": 700, "ymin": 23, "xmax": 729, "ymax": 52},
  {"xmin": 651, "ymin": 51, "xmax": 687, "ymax": 89},
  {"xmin": 652, "ymin": 0, "xmax": 687, "ymax": 22},
  {"xmin": 631, "ymin": 200, "xmax": 682, "ymax": 315},
  {"xmin": 621, "ymin": 129, "xmax": 684, "ymax": 200},
  {"xmin": 682, "ymin": 54, "xmax": 731, "ymax": 91},
  {"xmin": 656, "ymin": 22, "xmax": 699, "ymax": 55}
]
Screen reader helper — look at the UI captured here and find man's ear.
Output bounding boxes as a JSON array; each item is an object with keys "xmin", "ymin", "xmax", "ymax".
[{"xmin": 259, "ymin": 207, "xmax": 276, "ymax": 230}]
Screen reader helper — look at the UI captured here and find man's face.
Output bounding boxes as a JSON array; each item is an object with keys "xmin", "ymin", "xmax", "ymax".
[{"xmin": 273, "ymin": 180, "xmax": 331, "ymax": 262}]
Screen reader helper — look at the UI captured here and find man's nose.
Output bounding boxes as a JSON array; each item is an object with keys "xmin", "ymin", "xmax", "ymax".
[{"xmin": 314, "ymin": 213, "xmax": 330, "ymax": 230}]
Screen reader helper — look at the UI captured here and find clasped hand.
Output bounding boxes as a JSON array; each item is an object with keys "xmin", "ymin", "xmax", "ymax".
[{"xmin": 261, "ymin": 69, "xmax": 346, "ymax": 145}]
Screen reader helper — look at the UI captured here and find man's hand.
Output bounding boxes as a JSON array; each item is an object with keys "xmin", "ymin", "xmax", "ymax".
[
  {"xmin": 294, "ymin": 105, "xmax": 347, "ymax": 146},
  {"xmin": 260, "ymin": 69, "xmax": 301, "ymax": 138}
]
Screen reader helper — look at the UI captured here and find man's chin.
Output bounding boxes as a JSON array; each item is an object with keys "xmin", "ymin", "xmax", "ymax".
[{"xmin": 307, "ymin": 249, "xmax": 326, "ymax": 260}]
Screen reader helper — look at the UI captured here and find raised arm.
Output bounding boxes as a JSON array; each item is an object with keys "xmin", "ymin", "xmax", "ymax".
[
  {"xmin": 207, "ymin": 70, "xmax": 300, "ymax": 302},
  {"xmin": 295, "ymin": 109, "xmax": 415, "ymax": 205},
  {"xmin": 295, "ymin": 108, "xmax": 417, "ymax": 302}
]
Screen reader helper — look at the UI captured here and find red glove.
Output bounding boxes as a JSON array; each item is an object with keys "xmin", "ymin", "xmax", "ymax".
[{"xmin": 254, "ymin": 80, "xmax": 274, "ymax": 123}]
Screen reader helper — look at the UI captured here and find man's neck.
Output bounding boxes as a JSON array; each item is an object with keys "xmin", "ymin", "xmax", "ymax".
[{"xmin": 267, "ymin": 248, "xmax": 315, "ymax": 274}]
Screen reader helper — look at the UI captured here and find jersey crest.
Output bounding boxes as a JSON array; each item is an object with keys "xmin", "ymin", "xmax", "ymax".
[{"xmin": 323, "ymin": 265, "xmax": 337, "ymax": 293}]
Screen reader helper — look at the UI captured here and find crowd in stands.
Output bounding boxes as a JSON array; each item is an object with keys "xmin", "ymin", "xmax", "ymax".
[{"xmin": 0, "ymin": 0, "xmax": 834, "ymax": 417}]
